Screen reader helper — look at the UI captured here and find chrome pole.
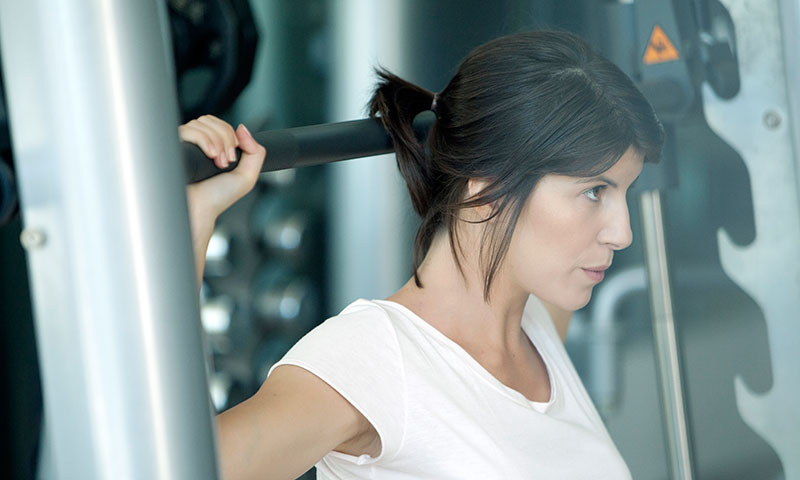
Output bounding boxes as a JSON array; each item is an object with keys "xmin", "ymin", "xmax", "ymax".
[
  {"xmin": 639, "ymin": 190, "xmax": 694, "ymax": 480},
  {"xmin": 0, "ymin": 0, "xmax": 218, "ymax": 478}
]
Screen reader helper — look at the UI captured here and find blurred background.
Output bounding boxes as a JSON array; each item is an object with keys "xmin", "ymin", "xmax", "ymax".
[{"xmin": 0, "ymin": 0, "xmax": 795, "ymax": 479}]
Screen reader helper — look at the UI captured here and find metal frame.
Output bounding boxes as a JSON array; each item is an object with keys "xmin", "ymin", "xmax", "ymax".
[
  {"xmin": 0, "ymin": 1, "xmax": 218, "ymax": 478},
  {"xmin": 704, "ymin": 1, "xmax": 800, "ymax": 477}
]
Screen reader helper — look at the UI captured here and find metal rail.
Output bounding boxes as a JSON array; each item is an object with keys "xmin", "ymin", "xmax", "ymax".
[{"xmin": 640, "ymin": 190, "xmax": 694, "ymax": 480}]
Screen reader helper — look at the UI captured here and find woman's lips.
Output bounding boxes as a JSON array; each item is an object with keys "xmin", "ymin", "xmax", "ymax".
[{"xmin": 582, "ymin": 266, "xmax": 609, "ymax": 283}]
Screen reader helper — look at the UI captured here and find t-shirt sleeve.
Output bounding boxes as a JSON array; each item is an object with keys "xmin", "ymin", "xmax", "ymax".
[{"xmin": 267, "ymin": 300, "xmax": 406, "ymax": 463}]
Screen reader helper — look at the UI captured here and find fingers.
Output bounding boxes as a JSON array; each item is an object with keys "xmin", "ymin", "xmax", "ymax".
[
  {"xmin": 234, "ymin": 123, "xmax": 261, "ymax": 154},
  {"xmin": 178, "ymin": 120, "xmax": 222, "ymax": 166},
  {"xmin": 184, "ymin": 120, "xmax": 266, "ymax": 235},
  {"xmin": 179, "ymin": 115, "xmax": 266, "ymax": 189},
  {"xmin": 197, "ymin": 115, "xmax": 239, "ymax": 166},
  {"xmin": 231, "ymin": 123, "xmax": 267, "ymax": 190},
  {"xmin": 179, "ymin": 115, "xmax": 239, "ymax": 169}
]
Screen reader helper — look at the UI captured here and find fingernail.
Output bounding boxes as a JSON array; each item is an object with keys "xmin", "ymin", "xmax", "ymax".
[
  {"xmin": 228, "ymin": 148, "xmax": 237, "ymax": 163},
  {"xmin": 241, "ymin": 124, "xmax": 251, "ymax": 136}
]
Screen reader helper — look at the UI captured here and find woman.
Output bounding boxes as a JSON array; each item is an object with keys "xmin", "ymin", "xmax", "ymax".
[{"xmin": 183, "ymin": 31, "xmax": 663, "ymax": 480}]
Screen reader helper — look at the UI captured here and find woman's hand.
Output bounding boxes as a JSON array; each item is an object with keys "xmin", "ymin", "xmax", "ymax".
[{"xmin": 180, "ymin": 115, "xmax": 266, "ymax": 287}]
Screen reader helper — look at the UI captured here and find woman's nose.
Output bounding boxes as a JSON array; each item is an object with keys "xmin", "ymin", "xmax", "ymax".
[{"xmin": 598, "ymin": 201, "xmax": 633, "ymax": 250}]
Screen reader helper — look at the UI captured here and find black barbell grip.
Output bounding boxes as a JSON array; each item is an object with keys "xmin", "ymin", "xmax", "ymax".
[{"xmin": 182, "ymin": 112, "xmax": 436, "ymax": 183}]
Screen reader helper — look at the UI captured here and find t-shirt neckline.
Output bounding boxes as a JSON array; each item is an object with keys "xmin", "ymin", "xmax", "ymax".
[{"xmin": 370, "ymin": 299, "xmax": 557, "ymax": 413}]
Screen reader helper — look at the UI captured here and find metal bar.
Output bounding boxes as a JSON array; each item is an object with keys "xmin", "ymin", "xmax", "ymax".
[
  {"xmin": 0, "ymin": 1, "xmax": 218, "ymax": 478},
  {"xmin": 1, "ymin": 113, "xmax": 436, "ymax": 213},
  {"xmin": 778, "ymin": 0, "xmax": 800, "ymax": 206},
  {"xmin": 639, "ymin": 190, "xmax": 694, "ymax": 480},
  {"xmin": 182, "ymin": 113, "xmax": 435, "ymax": 183}
]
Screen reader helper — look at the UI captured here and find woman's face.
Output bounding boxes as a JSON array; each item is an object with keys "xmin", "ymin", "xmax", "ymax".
[{"xmin": 505, "ymin": 147, "xmax": 644, "ymax": 311}]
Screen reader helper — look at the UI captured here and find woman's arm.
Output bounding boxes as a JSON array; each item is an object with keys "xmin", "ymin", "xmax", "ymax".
[
  {"xmin": 218, "ymin": 365, "xmax": 380, "ymax": 480},
  {"xmin": 182, "ymin": 116, "xmax": 380, "ymax": 480},
  {"xmin": 181, "ymin": 115, "xmax": 265, "ymax": 288}
]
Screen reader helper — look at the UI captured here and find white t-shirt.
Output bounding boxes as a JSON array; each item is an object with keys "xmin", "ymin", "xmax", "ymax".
[{"xmin": 270, "ymin": 296, "xmax": 631, "ymax": 479}]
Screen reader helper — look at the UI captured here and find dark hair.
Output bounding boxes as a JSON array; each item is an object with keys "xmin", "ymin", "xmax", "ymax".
[{"xmin": 369, "ymin": 30, "xmax": 664, "ymax": 300}]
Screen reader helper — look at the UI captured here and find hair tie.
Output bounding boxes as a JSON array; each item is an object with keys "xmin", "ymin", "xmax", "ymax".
[{"xmin": 431, "ymin": 92, "xmax": 440, "ymax": 117}]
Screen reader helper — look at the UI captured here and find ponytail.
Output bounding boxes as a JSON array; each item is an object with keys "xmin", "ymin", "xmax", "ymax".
[
  {"xmin": 369, "ymin": 68, "xmax": 441, "ymax": 287},
  {"xmin": 369, "ymin": 68, "xmax": 437, "ymax": 216}
]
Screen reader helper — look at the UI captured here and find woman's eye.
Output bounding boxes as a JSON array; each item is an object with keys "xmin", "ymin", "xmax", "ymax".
[{"xmin": 584, "ymin": 185, "xmax": 605, "ymax": 202}]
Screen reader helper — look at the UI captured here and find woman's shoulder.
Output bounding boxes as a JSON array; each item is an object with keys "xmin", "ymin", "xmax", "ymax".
[
  {"xmin": 282, "ymin": 299, "xmax": 408, "ymax": 358},
  {"xmin": 337, "ymin": 298, "xmax": 396, "ymax": 318},
  {"xmin": 268, "ymin": 299, "xmax": 409, "ymax": 388},
  {"xmin": 323, "ymin": 298, "xmax": 404, "ymax": 330},
  {"xmin": 322, "ymin": 298, "xmax": 423, "ymax": 332}
]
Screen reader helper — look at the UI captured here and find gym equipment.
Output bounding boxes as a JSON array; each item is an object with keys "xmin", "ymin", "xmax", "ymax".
[
  {"xmin": 0, "ymin": 61, "xmax": 13, "ymax": 226},
  {"xmin": 168, "ymin": 0, "xmax": 259, "ymax": 120},
  {"xmin": 608, "ymin": 4, "xmax": 698, "ymax": 475},
  {"xmin": 602, "ymin": 1, "xmax": 799, "ymax": 478},
  {"xmin": 182, "ymin": 112, "xmax": 436, "ymax": 183},
  {"xmin": 0, "ymin": 0, "xmax": 261, "ymax": 228},
  {"xmin": 0, "ymin": 1, "xmax": 219, "ymax": 478},
  {"xmin": 600, "ymin": 1, "xmax": 741, "ymax": 477},
  {"xmin": 0, "ymin": 158, "xmax": 15, "ymax": 226},
  {"xmin": 0, "ymin": 111, "xmax": 434, "ymax": 235},
  {"xmin": 250, "ymin": 191, "xmax": 317, "ymax": 261},
  {"xmin": 251, "ymin": 262, "xmax": 319, "ymax": 334},
  {"xmin": 704, "ymin": 0, "xmax": 800, "ymax": 476}
]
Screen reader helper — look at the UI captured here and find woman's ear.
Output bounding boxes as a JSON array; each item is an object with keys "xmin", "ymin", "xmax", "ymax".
[
  {"xmin": 466, "ymin": 178, "xmax": 495, "ymax": 221},
  {"xmin": 467, "ymin": 178, "xmax": 489, "ymax": 199}
]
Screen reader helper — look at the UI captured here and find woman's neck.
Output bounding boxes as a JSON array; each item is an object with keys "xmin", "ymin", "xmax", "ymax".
[{"xmin": 387, "ymin": 231, "xmax": 530, "ymax": 354}]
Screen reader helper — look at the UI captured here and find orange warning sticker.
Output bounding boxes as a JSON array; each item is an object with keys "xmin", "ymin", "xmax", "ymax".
[{"xmin": 643, "ymin": 25, "xmax": 680, "ymax": 65}]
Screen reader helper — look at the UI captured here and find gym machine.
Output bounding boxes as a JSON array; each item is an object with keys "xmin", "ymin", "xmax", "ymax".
[{"xmin": 595, "ymin": 0, "xmax": 799, "ymax": 478}]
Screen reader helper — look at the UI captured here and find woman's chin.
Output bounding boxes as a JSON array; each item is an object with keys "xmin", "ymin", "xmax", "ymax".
[
  {"xmin": 562, "ymin": 289, "xmax": 594, "ymax": 312},
  {"xmin": 535, "ymin": 292, "xmax": 589, "ymax": 318}
]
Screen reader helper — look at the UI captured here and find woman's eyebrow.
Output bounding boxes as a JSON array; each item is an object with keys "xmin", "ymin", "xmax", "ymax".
[{"xmin": 576, "ymin": 175, "xmax": 618, "ymax": 188}]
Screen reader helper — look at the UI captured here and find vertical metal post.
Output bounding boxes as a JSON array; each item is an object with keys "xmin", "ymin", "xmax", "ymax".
[
  {"xmin": 0, "ymin": 1, "xmax": 218, "ymax": 479},
  {"xmin": 328, "ymin": 0, "xmax": 410, "ymax": 311},
  {"xmin": 639, "ymin": 190, "xmax": 694, "ymax": 480}
]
